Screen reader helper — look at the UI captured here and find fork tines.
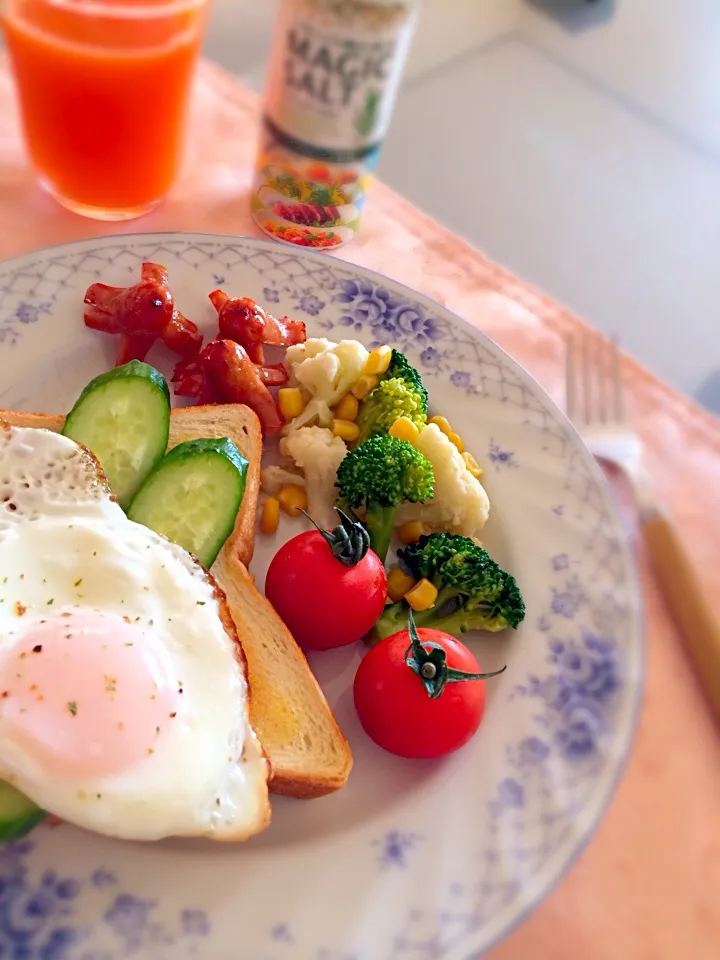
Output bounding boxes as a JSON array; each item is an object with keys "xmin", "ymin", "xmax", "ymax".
[{"xmin": 566, "ymin": 331, "xmax": 625, "ymax": 426}]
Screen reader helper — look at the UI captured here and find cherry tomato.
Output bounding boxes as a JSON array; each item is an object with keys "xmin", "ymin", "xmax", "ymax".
[
  {"xmin": 354, "ymin": 627, "xmax": 493, "ymax": 758},
  {"xmin": 265, "ymin": 529, "xmax": 387, "ymax": 651}
]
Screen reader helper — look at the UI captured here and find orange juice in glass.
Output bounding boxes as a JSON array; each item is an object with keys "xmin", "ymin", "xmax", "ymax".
[{"xmin": 2, "ymin": 0, "xmax": 209, "ymax": 220}]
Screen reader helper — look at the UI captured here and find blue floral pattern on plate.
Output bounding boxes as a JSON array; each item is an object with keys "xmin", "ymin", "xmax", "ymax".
[
  {"xmin": 0, "ymin": 301, "xmax": 52, "ymax": 344},
  {"xmin": 294, "ymin": 291, "xmax": 325, "ymax": 316},
  {"xmin": 0, "ymin": 234, "xmax": 643, "ymax": 960},
  {"xmin": 334, "ymin": 279, "xmax": 445, "ymax": 351},
  {"xmin": 0, "ymin": 841, "xmax": 209, "ymax": 959}
]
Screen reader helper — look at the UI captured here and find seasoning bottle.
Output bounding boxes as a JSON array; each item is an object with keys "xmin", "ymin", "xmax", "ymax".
[{"xmin": 251, "ymin": 0, "xmax": 419, "ymax": 249}]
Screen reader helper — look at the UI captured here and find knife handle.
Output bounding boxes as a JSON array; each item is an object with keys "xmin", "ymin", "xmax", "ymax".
[{"xmin": 642, "ymin": 509, "xmax": 720, "ymax": 720}]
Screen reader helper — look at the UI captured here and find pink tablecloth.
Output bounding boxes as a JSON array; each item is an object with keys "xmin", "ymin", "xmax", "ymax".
[{"xmin": 1, "ymin": 58, "xmax": 719, "ymax": 959}]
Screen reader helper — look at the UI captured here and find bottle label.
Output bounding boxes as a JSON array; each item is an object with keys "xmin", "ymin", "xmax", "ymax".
[
  {"xmin": 264, "ymin": 0, "xmax": 417, "ymax": 156},
  {"xmin": 253, "ymin": 0, "xmax": 415, "ymax": 249}
]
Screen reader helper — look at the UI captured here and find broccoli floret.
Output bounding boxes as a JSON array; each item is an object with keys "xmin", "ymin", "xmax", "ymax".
[
  {"xmin": 386, "ymin": 349, "xmax": 428, "ymax": 408},
  {"xmin": 355, "ymin": 350, "xmax": 428, "ymax": 445},
  {"xmin": 374, "ymin": 532, "xmax": 526, "ymax": 640},
  {"xmin": 336, "ymin": 435, "xmax": 434, "ymax": 562},
  {"xmin": 355, "ymin": 377, "xmax": 426, "ymax": 445}
]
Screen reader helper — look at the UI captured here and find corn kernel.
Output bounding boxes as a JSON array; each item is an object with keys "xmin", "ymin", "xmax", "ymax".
[
  {"xmin": 332, "ymin": 419, "xmax": 360, "ymax": 443},
  {"xmin": 351, "ymin": 374, "xmax": 378, "ymax": 400},
  {"xmin": 277, "ymin": 484, "xmax": 308, "ymax": 518},
  {"xmin": 334, "ymin": 393, "xmax": 359, "ymax": 422},
  {"xmin": 404, "ymin": 578, "xmax": 438, "ymax": 612},
  {"xmin": 260, "ymin": 497, "xmax": 280, "ymax": 535},
  {"xmin": 387, "ymin": 567, "xmax": 416, "ymax": 603},
  {"xmin": 364, "ymin": 345, "xmax": 392, "ymax": 376},
  {"xmin": 447, "ymin": 431, "xmax": 464, "ymax": 453},
  {"xmin": 277, "ymin": 387, "xmax": 305, "ymax": 421},
  {"xmin": 463, "ymin": 452, "xmax": 484, "ymax": 479},
  {"xmin": 398, "ymin": 520, "xmax": 428, "ymax": 545},
  {"xmin": 428, "ymin": 415, "xmax": 452, "ymax": 435},
  {"xmin": 388, "ymin": 416, "xmax": 420, "ymax": 444}
]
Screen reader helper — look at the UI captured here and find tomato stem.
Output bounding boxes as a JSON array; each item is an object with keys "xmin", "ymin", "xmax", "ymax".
[
  {"xmin": 404, "ymin": 610, "xmax": 507, "ymax": 699},
  {"xmin": 300, "ymin": 508, "xmax": 371, "ymax": 567}
]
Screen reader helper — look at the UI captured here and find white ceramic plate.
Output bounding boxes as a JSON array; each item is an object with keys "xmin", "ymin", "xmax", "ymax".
[{"xmin": 0, "ymin": 233, "xmax": 643, "ymax": 960}]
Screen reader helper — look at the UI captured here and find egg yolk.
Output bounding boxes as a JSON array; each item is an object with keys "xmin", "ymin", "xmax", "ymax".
[{"xmin": 0, "ymin": 611, "xmax": 180, "ymax": 780}]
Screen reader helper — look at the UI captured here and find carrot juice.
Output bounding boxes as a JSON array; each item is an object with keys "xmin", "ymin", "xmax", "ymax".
[{"xmin": 2, "ymin": 0, "xmax": 209, "ymax": 219}]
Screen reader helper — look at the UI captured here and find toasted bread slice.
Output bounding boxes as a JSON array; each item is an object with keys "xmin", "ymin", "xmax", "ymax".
[
  {"xmin": 0, "ymin": 405, "xmax": 353, "ymax": 799},
  {"xmin": 215, "ymin": 556, "xmax": 353, "ymax": 797}
]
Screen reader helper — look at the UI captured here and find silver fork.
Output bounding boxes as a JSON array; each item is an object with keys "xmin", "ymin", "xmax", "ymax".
[{"xmin": 566, "ymin": 333, "xmax": 720, "ymax": 720}]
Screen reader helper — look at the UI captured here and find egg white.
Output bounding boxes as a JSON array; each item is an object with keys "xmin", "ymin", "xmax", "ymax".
[{"xmin": 0, "ymin": 425, "xmax": 269, "ymax": 841}]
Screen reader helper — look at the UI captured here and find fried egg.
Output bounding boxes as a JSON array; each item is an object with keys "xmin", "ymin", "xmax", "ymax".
[{"xmin": 0, "ymin": 423, "xmax": 269, "ymax": 841}]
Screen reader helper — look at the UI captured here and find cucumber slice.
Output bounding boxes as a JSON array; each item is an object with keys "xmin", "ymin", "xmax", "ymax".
[
  {"xmin": 63, "ymin": 361, "xmax": 170, "ymax": 509},
  {"xmin": 127, "ymin": 437, "xmax": 248, "ymax": 568},
  {"xmin": 0, "ymin": 781, "xmax": 45, "ymax": 842}
]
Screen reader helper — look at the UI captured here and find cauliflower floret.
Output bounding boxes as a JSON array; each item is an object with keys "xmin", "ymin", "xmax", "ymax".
[
  {"xmin": 280, "ymin": 426, "xmax": 348, "ymax": 529},
  {"xmin": 285, "ymin": 338, "xmax": 369, "ymax": 407},
  {"xmin": 284, "ymin": 338, "xmax": 335, "ymax": 377},
  {"xmin": 260, "ymin": 465, "xmax": 306, "ymax": 495},
  {"xmin": 394, "ymin": 424, "xmax": 490, "ymax": 538},
  {"xmin": 281, "ymin": 397, "xmax": 334, "ymax": 434}
]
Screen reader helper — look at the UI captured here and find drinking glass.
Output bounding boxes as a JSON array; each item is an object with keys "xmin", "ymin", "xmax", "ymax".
[{"xmin": 2, "ymin": 0, "xmax": 209, "ymax": 220}]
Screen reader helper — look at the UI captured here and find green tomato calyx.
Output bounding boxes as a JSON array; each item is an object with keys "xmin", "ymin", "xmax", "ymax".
[
  {"xmin": 301, "ymin": 508, "xmax": 370, "ymax": 567},
  {"xmin": 404, "ymin": 610, "xmax": 507, "ymax": 699}
]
